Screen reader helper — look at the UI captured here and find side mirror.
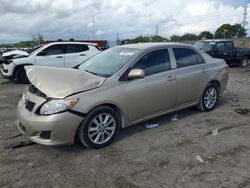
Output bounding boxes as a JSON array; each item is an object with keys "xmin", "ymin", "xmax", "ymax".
[
  {"xmin": 37, "ymin": 51, "xmax": 47, "ymax": 56},
  {"xmin": 128, "ymin": 69, "xmax": 145, "ymax": 79}
]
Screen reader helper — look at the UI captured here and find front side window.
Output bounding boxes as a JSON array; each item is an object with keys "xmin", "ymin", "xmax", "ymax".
[
  {"xmin": 132, "ymin": 49, "xmax": 171, "ymax": 76},
  {"xmin": 43, "ymin": 45, "xmax": 63, "ymax": 55},
  {"xmin": 173, "ymin": 48, "xmax": 201, "ymax": 68}
]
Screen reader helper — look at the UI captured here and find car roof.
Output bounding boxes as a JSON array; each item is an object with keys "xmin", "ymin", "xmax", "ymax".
[
  {"xmin": 201, "ymin": 39, "xmax": 233, "ymax": 43},
  {"xmin": 45, "ymin": 42, "xmax": 98, "ymax": 46},
  {"xmin": 118, "ymin": 42, "xmax": 192, "ymax": 50}
]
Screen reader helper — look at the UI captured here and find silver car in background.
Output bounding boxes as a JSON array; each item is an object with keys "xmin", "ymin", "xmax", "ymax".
[{"xmin": 17, "ymin": 43, "xmax": 228, "ymax": 148}]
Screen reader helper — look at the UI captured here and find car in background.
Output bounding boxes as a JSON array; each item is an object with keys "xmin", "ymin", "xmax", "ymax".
[
  {"xmin": 194, "ymin": 39, "xmax": 250, "ymax": 67},
  {"xmin": 16, "ymin": 43, "xmax": 228, "ymax": 148},
  {"xmin": 1, "ymin": 42, "xmax": 101, "ymax": 83}
]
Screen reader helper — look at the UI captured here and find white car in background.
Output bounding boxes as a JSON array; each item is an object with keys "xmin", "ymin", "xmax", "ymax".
[
  {"xmin": 2, "ymin": 49, "xmax": 29, "ymax": 58},
  {"xmin": 1, "ymin": 42, "xmax": 101, "ymax": 83}
]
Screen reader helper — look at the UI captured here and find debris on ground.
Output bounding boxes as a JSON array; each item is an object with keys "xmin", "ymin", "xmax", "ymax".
[
  {"xmin": 231, "ymin": 104, "xmax": 240, "ymax": 107},
  {"xmin": 212, "ymin": 129, "xmax": 218, "ymax": 136},
  {"xmin": 0, "ymin": 133, "xmax": 22, "ymax": 140},
  {"xmin": 195, "ymin": 155, "xmax": 204, "ymax": 163},
  {"xmin": 171, "ymin": 114, "xmax": 179, "ymax": 122},
  {"xmin": 234, "ymin": 108, "xmax": 250, "ymax": 116},
  {"xmin": 4, "ymin": 141, "xmax": 35, "ymax": 150},
  {"xmin": 145, "ymin": 123, "xmax": 159, "ymax": 129},
  {"xmin": 232, "ymin": 97, "xmax": 239, "ymax": 102},
  {"xmin": 212, "ymin": 154, "xmax": 227, "ymax": 161}
]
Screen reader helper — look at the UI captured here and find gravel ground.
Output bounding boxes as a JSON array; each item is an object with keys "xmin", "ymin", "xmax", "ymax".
[{"xmin": 0, "ymin": 67, "xmax": 250, "ymax": 188}]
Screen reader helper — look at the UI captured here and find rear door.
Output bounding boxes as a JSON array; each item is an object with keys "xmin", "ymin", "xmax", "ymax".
[
  {"xmin": 36, "ymin": 44, "xmax": 65, "ymax": 67},
  {"xmin": 124, "ymin": 49, "xmax": 177, "ymax": 122},
  {"xmin": 64, "ymin": 44, "xmax": 89, "ymax": 68},
  {"xmin": 172, "ymin": 48, "xmax": 208, "ymax": 107}
]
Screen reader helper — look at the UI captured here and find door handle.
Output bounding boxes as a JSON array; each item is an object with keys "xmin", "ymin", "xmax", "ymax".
[
  {"xmin": 80, "ymin": 54, "xmax": 86, "ymax": 56},
  {"xmin": 56, "ymin": 56, "xmax": 63, "ymax": 58},
  {"xmin": 166, "ymin": 76, "xmax": 176, "ymax": 81}
]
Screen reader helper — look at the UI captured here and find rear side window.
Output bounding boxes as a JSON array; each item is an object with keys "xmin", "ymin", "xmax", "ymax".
[
  {"xmin": 132, "ymin": 49, "xmax": 171, "ymax": 75},
  {"xmin": 173, "ymin": 48, "xmax": 203, "ymax": 68},
  {"xmin": 215, "ymin": 43, "xmax": 225, "ymax": 52},
  {"xmin": 224, "ymin": 42, "xmax": 234, "ymax": 51},
  {"xmin": 65, "ymin": 44, "xmax": 89, "ymax": 54},
  {"xmin": 44, "ymin": 45, "xmax": 63, "ymax": 55}
]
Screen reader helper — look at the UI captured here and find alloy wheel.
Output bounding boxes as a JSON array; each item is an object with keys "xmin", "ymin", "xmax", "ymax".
[
  {"xmin": 204, "ymin": 87, "xmax": 217, "ymax": 109},
  {"xmin": 88, "ymin": 113, "xmax": 116, "ymax": 145}
]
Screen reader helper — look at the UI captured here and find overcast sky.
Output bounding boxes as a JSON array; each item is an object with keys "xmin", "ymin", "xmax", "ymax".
[{"xmin": 0, "ymin": 0, "xmax": 249, "ymax": 43}]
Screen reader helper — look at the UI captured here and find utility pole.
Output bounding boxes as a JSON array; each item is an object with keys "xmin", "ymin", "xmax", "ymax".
[
  {"xmin": 156, "ymin": 24, "xmax": 159, "ymax": 36},
  {"xmin": 242, "ymin": 6, "xmax": 248, "ymax": 29},
  {"xmin": 116, "ymin": 32, "xmax": 119, "ymax": 45}
]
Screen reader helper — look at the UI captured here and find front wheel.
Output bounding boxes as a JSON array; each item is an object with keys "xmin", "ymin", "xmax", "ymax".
[
  {"xmin": 15, "ymin": 67, "xmax": 29, "ymax": 84},
  {"xmin": 197, "ymin": 83, "xmax": 219, "ymax": 112},
  {"xmin": 240, "ymin": 57, "xmax": 249, "ymax": 67},
  {"xmin": 78, "ymin": 106, "xmax": 120, "ymax": 149}
]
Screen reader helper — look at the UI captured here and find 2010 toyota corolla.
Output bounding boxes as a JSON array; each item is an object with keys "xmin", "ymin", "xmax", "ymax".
[{"xmin": 17, "ymin": 43, "xmax": 228, "ymax": 148}]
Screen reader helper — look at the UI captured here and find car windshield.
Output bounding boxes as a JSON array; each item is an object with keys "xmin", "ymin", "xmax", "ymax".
[
  {"xmin": 29, "ymin": 45, "xmax": 44, "ymax": 55},
  {"xmin": 194, "ymin": 41, "xmax": 212, "ymax": 51},
  {"xmin": 78, "ymin": 47, "xmax": 139, "ymax": 77}
]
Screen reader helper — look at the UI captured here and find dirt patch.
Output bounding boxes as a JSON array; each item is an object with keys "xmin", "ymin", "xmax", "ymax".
[{"xmin": 0, "ymin": 68, "xmax": 250, "ymax": 187}]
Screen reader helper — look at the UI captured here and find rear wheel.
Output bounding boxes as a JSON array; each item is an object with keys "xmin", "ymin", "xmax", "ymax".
[
  {"xmin": 240, "ymin": 57, "xmax": 249, "ymax": 67},
  {"xmin": 197, "ymin": 83, "xmax": 219, "ymax": 112},
  {"xmin": 78, "ymin": 106, "xmax": 120, "ymax": 149},
  {"xmin": 15, "ymin": 67, "xmax": 29, "ymax": 84}
]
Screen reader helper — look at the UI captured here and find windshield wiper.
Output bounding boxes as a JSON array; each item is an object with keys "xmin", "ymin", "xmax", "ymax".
[
  {"xmin": 84, "ymin": 69, "xmax": 99, "ymax": 76},
  {"xmin": 84, "ymin": 69, "xmax": 111, "ymax": 78}
]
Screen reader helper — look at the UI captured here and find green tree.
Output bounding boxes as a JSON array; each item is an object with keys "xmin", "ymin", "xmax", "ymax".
[
  {"xmin": 170, "ymin": 35, "xmax": 182, "ymax": 41},
  {"xmin": 128, "ymin": 36, "xmax": 151, "ymax": 44},
  {"xmin": 14, "ymin": 40, "xmax": 38, "ymax": 48},
  {"xmin": 180, "ymin": 33, "xmax": 198, "ymax": 40},
  {"xmin": 215, "ymin": 24, "xmax": 246, "ymax": 38},
  {"xmin": 198, "ymin": 31, "xmax": 213, "ymax": 39},
  {"xmin": 151, "ymin": 35, "xmax": 168, "ymax": 42}
]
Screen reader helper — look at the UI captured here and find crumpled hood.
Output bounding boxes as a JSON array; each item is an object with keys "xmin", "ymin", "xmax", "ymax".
[
  {"xmin": 25, "ymin": 66, "xmax": 106, "ymax": 98},
  {"xmin": 2, "ymin": 49, "xmax": 29, "ymax": 57}
]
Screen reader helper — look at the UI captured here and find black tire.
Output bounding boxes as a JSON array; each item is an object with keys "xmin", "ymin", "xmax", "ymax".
[
  {"xmin": 240, "ymin": 57, "xmax": 248, "ymax": 67},
  {"xmin": 197, "ymin": 83, "xmax": 219, "ymax": 112},
  {"xmin": 78, "ymin": 106, "xmax": 121, "ymax": 149},
  {"xmin": 15, "ymin": 67, "xmax": 29, "ymax": 84}
]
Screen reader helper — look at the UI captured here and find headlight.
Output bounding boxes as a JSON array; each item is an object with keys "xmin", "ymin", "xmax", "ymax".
[
  {"xmin": 4, "ymin": 60, "xmax": 13, "ymax": 65},
  {"xmin": 39, "ymin": 99, "xmax": 78, "ymax": 115},
  {"xmin": 21, "ymin": 87, "xmax": 28, "ymax": 103}
]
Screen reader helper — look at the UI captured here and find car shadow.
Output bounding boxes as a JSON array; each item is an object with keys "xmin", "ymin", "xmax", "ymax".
[{"xmin": 53, "ymin": 97, "xmax": 231, "ymax": 153}]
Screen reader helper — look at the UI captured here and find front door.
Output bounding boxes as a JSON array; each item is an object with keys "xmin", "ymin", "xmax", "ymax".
[
  {"xmin": 124, "ymin": 49, "xmax": 176, "ymax": 122},
  {"xmin": 36, "ymin": 44, "xmax": 65, "ymax": 67}
]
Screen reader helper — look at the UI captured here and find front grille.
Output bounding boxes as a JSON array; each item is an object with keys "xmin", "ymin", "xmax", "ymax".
[
  {"xmin": 28, "ymin": 85, "xmax": 47, "ymax": 98},
  {"xmin": 25, "ymin": 100, "xmax": 35, "ymax": 112}
]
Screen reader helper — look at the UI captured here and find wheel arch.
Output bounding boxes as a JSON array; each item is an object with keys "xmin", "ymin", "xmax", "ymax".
[
  {"xmin": 74, "ymin": 103, "xmax": 125, "ymax": 145},
  {"xmin": 13, "ymin": 64, "xmax": 33, "ymax": 79}
]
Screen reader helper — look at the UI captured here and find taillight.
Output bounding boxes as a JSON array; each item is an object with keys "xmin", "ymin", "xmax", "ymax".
[{"xmin": 224, "ymin": 64, "xmax": 229, "ymax": 71}]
